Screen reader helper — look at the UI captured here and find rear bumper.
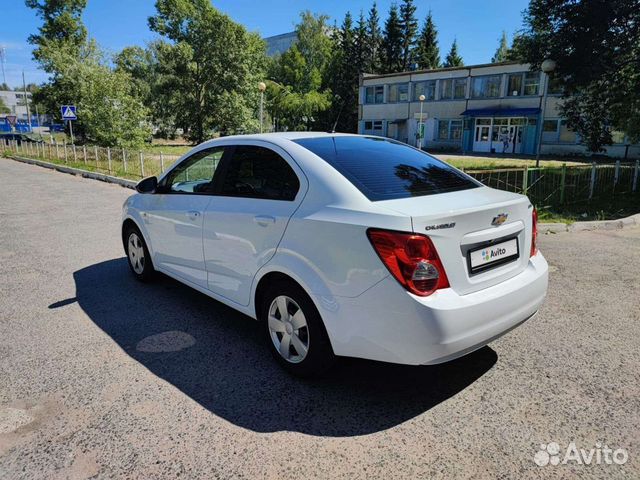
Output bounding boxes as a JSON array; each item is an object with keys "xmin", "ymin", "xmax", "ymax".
[{"xmin": 315, "ymin": 253, "xmax": 548, "ymax": 365}]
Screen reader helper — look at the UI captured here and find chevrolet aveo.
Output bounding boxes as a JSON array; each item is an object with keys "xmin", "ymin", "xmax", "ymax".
[{"xmin": 122, "ymin": 133, "xmax": 548, "ymax": 376}]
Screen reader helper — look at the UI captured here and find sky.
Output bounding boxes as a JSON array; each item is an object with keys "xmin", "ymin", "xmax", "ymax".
[{"xmin": 1, "ymin": 0, "xmax": 530, "ymax": 89}]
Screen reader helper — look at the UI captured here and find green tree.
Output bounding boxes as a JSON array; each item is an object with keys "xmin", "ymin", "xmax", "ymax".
[
  {"xmin": 26, "ymin": 0, "xmax": 150, "ymax": 145},
  {"xmin": 295, "ymin": 11, "xmax": 334, "ymax": 92},
  {"xmin": 354, "ymin": 11, "xmax": 369, "ymax": 75},
  {"xmin": 0, "ymin": 96, "xmax": 9, "ymax": 114},
  {"xmin": 382, "ymin": 3, "xmax": 403, "ymax": 73},
  {"xmin": 40, "ymin": 44, "xmax": 151, "ymax": 146},
  {"xmin": 329, "ymin": 11, "xmax": 359, "ymax": 132},
  {"xmin": 415, "ymin": 10, "xmax": 440, "ymax": 69},
  {"xmin": 268, "ymin": 11, "xmax": 334, "ymax": 131},
  {"xmin": 491, "ymin": 31, "xmax": 510, "ymax": 63},
  {"xmin": 365, "ymin": 2, "xmax": 383, "ymax": 73},
  {"xmin": 399, "ymin": 0, "xmax": 418, "ymax": 70},
  {"xmin": 115, "ymin": 42, "xmax": 183, "ymax": 138},
  {"xmin": 149, "ymin": 0, "xmax": 266, "ymax": 142},
  {"xmin": 512, "ymin": 0, "xmax": 640, "ymax": 150},
  {"xmin": 25, "ymin": 0, "xmax": 88, "ymax": 72},
  {"xmin": 443, "ymin": 39, "xmax": 463, "ymax": 67}
]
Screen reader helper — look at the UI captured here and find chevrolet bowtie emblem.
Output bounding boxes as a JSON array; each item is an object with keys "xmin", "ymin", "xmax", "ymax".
[{"xmin": 491, "ymin": 213, "xmax": 508, "ymax": 226}]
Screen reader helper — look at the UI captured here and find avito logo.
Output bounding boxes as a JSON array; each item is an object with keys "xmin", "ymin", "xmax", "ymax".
[{"xmin": 482, "ymin": 247, "xmax": 506, "ymax": 262}]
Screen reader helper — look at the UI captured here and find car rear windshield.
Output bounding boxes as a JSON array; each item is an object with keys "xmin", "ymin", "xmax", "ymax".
[{"xmin": 293, "ymin": 136, "xmax": 480, "ymax": 201}]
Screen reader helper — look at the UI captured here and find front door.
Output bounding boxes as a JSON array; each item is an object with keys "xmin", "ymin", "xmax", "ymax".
[
  {"xmin": 508, "ymin": 125, "xmax": 523, "ymax": 154},
  {"xmin": 143, "ymin": 147, "xmax": 225, "ymax": 288},
  {"xmin": 203, "ymin": 143, "xmax": 306, "ymax": 306},
  {"xmin": 473, "ymin": 118, "xmax": 492, "ymax": 152}
]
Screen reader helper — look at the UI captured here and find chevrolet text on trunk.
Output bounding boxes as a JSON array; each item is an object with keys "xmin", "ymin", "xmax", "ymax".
[{"xmin": 122, "ymin": 133, "xmax": 548, "ymax": 376}]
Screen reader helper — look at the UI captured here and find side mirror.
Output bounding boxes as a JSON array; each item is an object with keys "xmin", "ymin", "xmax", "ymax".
[{"xmin": 136, "ymin": 176, "xmax": 158, "ymax": 194}]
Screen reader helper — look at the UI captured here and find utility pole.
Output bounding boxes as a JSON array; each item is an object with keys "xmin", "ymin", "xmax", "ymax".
[
  {"xmin": 0, "ymin": 47, "xmax": 6, "ymax": 86},
  {"xmin": 258, "ymin": 82, "xmax": 266, "ymax": 133},
  {"xmin": 22, "ymin": 71, "xmax": 32, "ymax": 132}
]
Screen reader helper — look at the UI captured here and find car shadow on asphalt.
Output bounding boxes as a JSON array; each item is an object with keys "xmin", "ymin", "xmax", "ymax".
[{"xmin": 72, "ymin": 258, "xmax": 497, "ymax": 437}]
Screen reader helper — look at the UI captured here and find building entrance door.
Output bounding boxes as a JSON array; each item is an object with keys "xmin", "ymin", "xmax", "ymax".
[
  {"xmin": 491, "ymin": 118, "xmax": 525, "ymax": 154},
  {"xmin": 473, "ymin": 118, "xmax": 492, "ymax": 152}
]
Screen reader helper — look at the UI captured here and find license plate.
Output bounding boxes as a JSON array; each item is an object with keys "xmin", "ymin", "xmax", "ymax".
[{"xmin": 468, "ymin": 237, "xmax": 519, "ymax": 273}]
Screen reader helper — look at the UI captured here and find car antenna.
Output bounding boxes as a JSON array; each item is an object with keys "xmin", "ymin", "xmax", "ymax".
[{"xmin": 329, "ymin": 100, "xmax": 344, "ymax": 133}]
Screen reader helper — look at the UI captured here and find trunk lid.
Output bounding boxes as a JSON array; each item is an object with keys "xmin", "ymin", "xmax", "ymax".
[{"xmin": 377, "ymin": 186, "xmax": 534, "ymax": 295}]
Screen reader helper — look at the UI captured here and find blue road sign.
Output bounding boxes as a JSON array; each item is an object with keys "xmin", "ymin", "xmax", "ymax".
[{"xmin": 61, "ymin": 105, "xmax": 77, "ymax": 120}]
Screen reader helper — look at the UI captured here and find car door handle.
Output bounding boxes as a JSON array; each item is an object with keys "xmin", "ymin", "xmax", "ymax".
[
  {"xmin": 254, "ymin": 215, "xmax": 276, "ymax": 226},
  {"xmin": 186, "ymin": 210, "xmax": 201, "ymax": 220}
]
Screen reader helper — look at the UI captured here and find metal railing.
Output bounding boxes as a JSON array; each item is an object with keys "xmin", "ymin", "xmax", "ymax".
[
  {"xmin": 465, "ymin": 161, "xmax": 639, "ymax": 207},
  {"xmin": 3, "ymin": 139, "xmax": 639, "ymax": 207},
  {"xmin": 3, "ymin": 140, "xmax": 182, "ymax": 180}
]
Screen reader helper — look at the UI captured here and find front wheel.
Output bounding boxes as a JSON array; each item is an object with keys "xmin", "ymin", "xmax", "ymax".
[
  {"xmin": 124, "ymin": 226, "xmax": 155, "ymax": 281},
  {"xmin": 262, "ymin": 281, "xmax": 335, "ymax": 377}
]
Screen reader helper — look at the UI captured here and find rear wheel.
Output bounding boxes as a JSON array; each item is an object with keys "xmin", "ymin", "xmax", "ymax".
[
  {"xmin": 262, "ymin": 281, "xmax": 335, "ymax": 377},
  {"xmin": 124, "ymin": 225, "xmax": 155, "ymax": 281}
]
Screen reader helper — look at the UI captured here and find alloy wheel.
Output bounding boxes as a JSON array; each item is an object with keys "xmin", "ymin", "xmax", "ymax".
[
  {"xmin": 268, "ymin": 295, "xmax": 309, "ymax": 363},
  {"xmin": 128, "ymin": 232, "xmax": 145, "ymax": 274}
]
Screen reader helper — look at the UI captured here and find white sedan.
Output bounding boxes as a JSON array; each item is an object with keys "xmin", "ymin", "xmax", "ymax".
[{"xmin": 122, "ymin": 133, "xmax": 548, "ymax": 376}]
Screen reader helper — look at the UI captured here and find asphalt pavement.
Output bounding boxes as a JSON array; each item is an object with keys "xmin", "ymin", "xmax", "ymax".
[{"xmin": 0, "ymin": 158, "xmax": 638, "ymax": 479}]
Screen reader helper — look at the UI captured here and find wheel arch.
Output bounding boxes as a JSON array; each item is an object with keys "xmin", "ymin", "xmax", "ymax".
[
  {"xmin": 121, "ymin": 216, "xmax": 155, "ymax": 259},
  {"xmin": 254, "ymin": 271, "xmax": 304, "ymax": 321}
]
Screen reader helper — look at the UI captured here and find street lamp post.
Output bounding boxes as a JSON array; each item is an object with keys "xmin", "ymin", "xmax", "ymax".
[
  {"xmin": 418, "ymin": 94, "xmax": 426, "ymax": 149},
  {"xmin": 535, "ymin": 59, "xmax": 557, "ymax": 167},
  {"xmin": 258, "ymin": 81, "xmax": 266, "ymax": 133}
]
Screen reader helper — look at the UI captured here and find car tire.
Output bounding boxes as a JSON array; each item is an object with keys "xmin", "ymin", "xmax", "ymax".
[
  {"xmin": 124, "ymin": 225, "xmax": 155, "ymax": 282},
  {"xmin": 261, "ymin": 280, "xmax": 336, "ymax": 377}
]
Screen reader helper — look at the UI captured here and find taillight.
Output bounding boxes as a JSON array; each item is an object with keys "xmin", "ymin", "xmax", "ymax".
[
  {"xmin": 367, "ymin": 229, "xmax": 450, "ymax": 296},
  {"xmin": 530, "ymin": 208, "xmax": 538, "ymax": 257}
]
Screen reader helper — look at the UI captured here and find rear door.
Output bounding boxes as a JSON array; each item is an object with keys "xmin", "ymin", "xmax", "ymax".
[{"xmin": 202, "ymin": 142, "xmax": 307, "ymax": 305}]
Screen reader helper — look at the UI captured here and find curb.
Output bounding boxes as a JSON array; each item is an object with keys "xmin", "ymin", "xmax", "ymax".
[
  {"xmin": 540, "ymin": 214, "xmax": 640, "ymax": 233},
  {"xmin": 7, "ymin": 155, "xmax": 137, "ymax": 190}
]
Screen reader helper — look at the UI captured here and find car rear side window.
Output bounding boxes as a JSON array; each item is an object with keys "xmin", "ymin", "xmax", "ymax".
[
  {"xmin": 221, "ymin": 145, "xmax": 300, "ymax": 201},
  {"xmin": 294, "ymin": 136, "xmax": 480, "ymax": 201}
]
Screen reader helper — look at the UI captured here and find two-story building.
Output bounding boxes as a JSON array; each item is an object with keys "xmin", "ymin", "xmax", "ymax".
[{"xmin": 358, "ymin": 61, "xmax": 638, "ymax": 158}]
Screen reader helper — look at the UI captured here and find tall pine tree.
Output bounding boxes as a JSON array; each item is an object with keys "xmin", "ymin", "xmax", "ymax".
[
  {"xmin": 443, "ymin": 39, "xmax": 463, "ymax": 67},
  {"xmin": 366, "ymin": 1, "xmax": 383, "ymax": 73},
  {"xmin": 382, "ymin": 3, "xmax": 403, "ymax": 73},
  {"xmin": 491, "ymin": 31, "xmax": 510, "ymax": 63},
  {"xmin": 354, "ymin": 11, "xmax": 369, "ymax": 75},
  {"xmin": 415, "ymin": 10, "xmax": 440, "ymax": 69},
  {"xmin": 399, "ymin": 0, "xmax": 418, "ymax": 70},
  {"xmin": 331, "ymin": 12, "xmax": 359, "ymax": 132}
]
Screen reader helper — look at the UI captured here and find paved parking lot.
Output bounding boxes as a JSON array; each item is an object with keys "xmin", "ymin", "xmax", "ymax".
[{"xmin": 1, "ymin": 158, "xmax": 638, "ymax": 479}]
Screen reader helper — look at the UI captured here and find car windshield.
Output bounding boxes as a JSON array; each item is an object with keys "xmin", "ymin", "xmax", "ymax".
[{"xmin": 293, "ymin": 136, "xmax": 481, "ymax": 201}]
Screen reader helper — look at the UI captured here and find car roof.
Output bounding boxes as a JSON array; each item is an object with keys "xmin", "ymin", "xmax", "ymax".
[
  {"xmin": 216, "ymin": 131, "xmax": 356, "ymax": 141},
  {"xmin": 196, "ymin": 131, "xmax": 363, "ymax": 150}
]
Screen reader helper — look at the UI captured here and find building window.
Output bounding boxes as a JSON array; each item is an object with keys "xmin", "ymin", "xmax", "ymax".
[
  {"xmin": 507, "ymin": 72, "xmax": 541, "ymax": 96},
  {"xmin": 547, "ymin": 77, "xmax": 564, "ymax": 95},
  {"xmin": 364, "ymin": 120, "xmax": 383, "ymax": 132},
  {"xmin": 471, "ymin": 75, "xmax": 502, "ymax": 98},
  {"xmin": 437, "ymin": 119, "xmax": 463, "ymax": 141},
  {"xmin": 388, "ymin": 83, "xmax": 409, "ymax": 102},
  {"xmin": 558, "ymin": 120, "xmax": 576, "ymax": 143},
  {"xmin": 440, "ymin": 78, "xmax": 466, "ymax": 100},
  {"xmin": 523, "ymin": 72, "xmax": 540, "ymax": 95},
  {"xmin": 365, "ymin": 85, "xmax": 384, "ymax": 104},
  {"xmin": 413, "ymin": 80, "xmax": 436, "ymax": 101},
  {"xmin": 542, "ymin": 119, "xmax": 577, "ymax": 143},
  {"xmin": 507, "ymin": 74, "xmax": 522, "ymax": 97}
]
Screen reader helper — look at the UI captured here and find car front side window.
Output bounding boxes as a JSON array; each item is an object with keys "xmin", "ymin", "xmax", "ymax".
[{"xmin": 160, "ymin": 147, "xmax": 225, "ymax": 194}]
